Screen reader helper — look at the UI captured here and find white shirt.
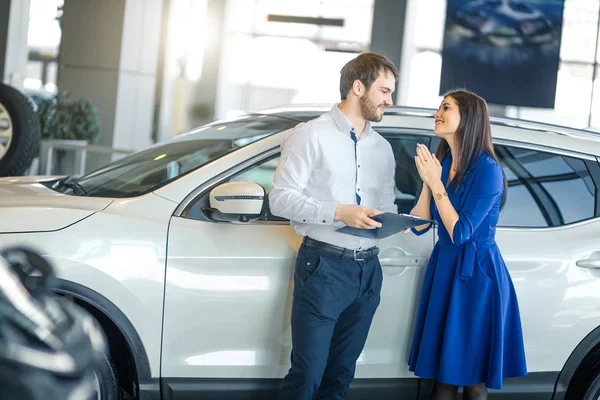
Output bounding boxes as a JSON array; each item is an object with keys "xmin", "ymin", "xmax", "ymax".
[{"xmin": 269, "ymin": 104, "xmax": 397, "ymax": 250}]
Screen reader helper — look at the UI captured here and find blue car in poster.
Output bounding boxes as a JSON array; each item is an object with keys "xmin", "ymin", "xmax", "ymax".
[{"xmin": 449, "ymin": 0, "xmax": 555, "ymax": 47}]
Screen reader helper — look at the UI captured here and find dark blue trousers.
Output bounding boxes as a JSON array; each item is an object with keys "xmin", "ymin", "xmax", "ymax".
[{"xmin": 279, "ymin": 243, "xmax": 383, "ymax": 400}]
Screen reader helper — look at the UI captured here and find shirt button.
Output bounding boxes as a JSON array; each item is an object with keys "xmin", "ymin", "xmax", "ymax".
[
  {"xmin": 322, "ymin": 220, "xmax": 326, "ymax": 223},
  {"xmin": 357, "ymin": 188, "xmax": 360, "ymax": 191},
  {"xmin": 303, "ymin": 219, "xmax": 306, "ymax": 222},
  {"xmin": 358, "ymin": 165, "xmax": 361, "ymax": 168}
]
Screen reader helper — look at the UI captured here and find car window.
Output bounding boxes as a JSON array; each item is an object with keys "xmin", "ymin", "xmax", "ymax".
[
  {"xmin": 230, "ymin": 157, "xmax": 279, "ymax": 194},
  {"xmin": 184, "ymin": 155, "xmax": 284, "ymax": 222},
  {"xmin": 230, "ymin": 134, "xmax": 431, "ymax": 219},
  {"xmin": 55, "ymin": 115, "xmax": 298, "ymax": 198},
  {"xmin": 385, "ymin": 135, "xmax": 431, "ymax": 214},
  {"xmin": 496, "ymin": 145, "xmax": 597, "ymax": 228},
  {"xmin": 184, "ymin": 134, "xmax": 432, "ymax": 222},
  {"xmin": 228, "ymin": 156, "xmax": 283, "ymax": 221}
]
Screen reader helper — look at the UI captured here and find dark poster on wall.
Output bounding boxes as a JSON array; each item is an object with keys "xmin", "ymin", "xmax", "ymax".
[{"xmin": 439, "ymin": 0, "xmax": 566, "ymax": 108}]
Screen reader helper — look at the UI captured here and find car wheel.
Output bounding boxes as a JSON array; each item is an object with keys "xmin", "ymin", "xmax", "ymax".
[
  {"xmin": 93, "ymin": 346, "xmax": 123, "ymax": 400},
  {"xmin": 583, "ymin": 372, "xmax": 600, "ymax": 400},
  {"xmin": 568, "ymin": 348, "xmax": 600, "ymax": 400},
  {"xmin": 0, "ymin": 83, "xmax": 40, "ymax": 176}
]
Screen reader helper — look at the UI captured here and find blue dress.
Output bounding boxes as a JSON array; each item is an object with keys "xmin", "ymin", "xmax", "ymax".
[{"xmin": 408, "ymin": 152, "xmax": 527, "ymax": 389}]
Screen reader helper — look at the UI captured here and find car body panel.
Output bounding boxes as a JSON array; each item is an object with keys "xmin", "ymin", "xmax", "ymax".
[
  {"xmin": 495, "ymin": 219, "xmax": 600, "ymax": 373},
  {"xmin": 0, "ymin": 192, "xmax": 177, "ymax": 378},
  {"xmin": 162, "ymin": 201, "xmax": 434, "ymax": 378},
  {"xmin": 0, "ymin": 176, "xmax": 114, "ymax": 232}
]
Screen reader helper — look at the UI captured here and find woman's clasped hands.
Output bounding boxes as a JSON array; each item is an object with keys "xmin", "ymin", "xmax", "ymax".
[{"xmin": 414, "ymin": 143, "xmax": 442, "ymax": 187}]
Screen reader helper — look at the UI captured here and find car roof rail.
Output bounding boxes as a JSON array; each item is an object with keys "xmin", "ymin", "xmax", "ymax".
[
  {"xmin": 383, "ymin": 106, "xmax": 600, "ymax": 141},
  {"xmin": 257, "ymin": 104, "xmax": 600, "ymax": 142}
]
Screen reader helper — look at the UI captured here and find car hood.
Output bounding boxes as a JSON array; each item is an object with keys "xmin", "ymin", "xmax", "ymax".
[{"xmin": 0, "ymin": 176, "xmax": 114, "ymax": 233}]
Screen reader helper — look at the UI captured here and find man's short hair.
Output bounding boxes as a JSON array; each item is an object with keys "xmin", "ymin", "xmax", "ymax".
[{"xmin": 339, "ymin": 52, "xmax": 399, "ymax": 100}]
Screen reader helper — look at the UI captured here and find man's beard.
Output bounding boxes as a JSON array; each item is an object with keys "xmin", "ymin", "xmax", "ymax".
[{"xmin": 359, "ymin": 94, "xmax": 383, "ymax": 122}]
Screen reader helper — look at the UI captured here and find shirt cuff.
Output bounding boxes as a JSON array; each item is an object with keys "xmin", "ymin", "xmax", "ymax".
[{"xmin": 317, "ymin": 201, "xmax": 338, "ymax": 225}]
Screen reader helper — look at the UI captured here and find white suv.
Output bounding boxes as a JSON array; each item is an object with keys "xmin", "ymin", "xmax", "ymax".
[{"xmin": 0, "ymin": 106, "xmax": 598, "ymax": 400}]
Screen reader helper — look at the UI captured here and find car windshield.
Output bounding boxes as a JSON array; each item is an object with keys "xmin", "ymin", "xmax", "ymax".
[{"xmin": 56, "ymin": 115, "xmax": 299, "ymax": 198}]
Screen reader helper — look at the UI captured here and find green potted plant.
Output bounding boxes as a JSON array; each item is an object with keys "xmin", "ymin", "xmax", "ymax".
[{"xmin": 35, "ymin": 91, "xmax": 100, "ymax": 175}]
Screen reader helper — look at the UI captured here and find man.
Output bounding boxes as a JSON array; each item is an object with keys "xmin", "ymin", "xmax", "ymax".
[{"xmin": 269, "ymin": 52, "xmax": 399, "ymax": 399}]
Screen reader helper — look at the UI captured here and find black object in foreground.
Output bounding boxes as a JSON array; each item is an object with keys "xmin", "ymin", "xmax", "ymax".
[
  {"xmin": 0, "ymin": 247, "xmax": 108, "ymax": 400},
  {"xmin": 337, "ymin": 212, "xmax": 433, "ymax": 239}
]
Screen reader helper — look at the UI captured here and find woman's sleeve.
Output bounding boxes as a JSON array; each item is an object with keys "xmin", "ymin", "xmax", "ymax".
[
  {"xmin": 452, "ymin": 162, "xmax": 504, "ymax": 245},
  {"xmin": 411, "ymin": 193, "xmax": 433, "ymax": 235},
  {"xmin": 411, "ymin": 221, "xmax": 432, "ymax": 236}
]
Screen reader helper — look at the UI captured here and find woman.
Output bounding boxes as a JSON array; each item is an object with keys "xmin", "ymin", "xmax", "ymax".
[{"xmin": 407, "ymin": 90, "xmax": 527, "ymax": 399}]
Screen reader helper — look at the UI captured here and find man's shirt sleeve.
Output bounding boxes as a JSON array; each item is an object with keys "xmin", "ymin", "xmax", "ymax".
[{"xmin": 269, "ymin": 124, "xmax": 338, "ymax": 224}]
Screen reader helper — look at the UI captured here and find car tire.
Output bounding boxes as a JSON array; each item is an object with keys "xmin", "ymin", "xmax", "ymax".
[
  {"xmin": 568, "ymin": 348, "xmax": 600, "ymax": 400},
  {"xmin": 583, "ymin": 372, "xmax": 600, "ymax": 400},
  {"xmin": 0, "ymin": 83, "xmax": 40, "ymax": 177},
  {"xmin": 93, "ymin": 346, "xmax": 123, "ymax": 400}
]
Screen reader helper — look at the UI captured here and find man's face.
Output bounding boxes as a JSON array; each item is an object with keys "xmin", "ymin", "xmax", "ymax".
[{"xmin": 359, "ymin": 70, "xmax": 395, "ymax": 122}]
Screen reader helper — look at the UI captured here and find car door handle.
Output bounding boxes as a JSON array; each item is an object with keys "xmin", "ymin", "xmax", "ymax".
[
  {"xmin": 379, "ymin": 256, "xmax": 427, "ymax": 267},
  {"xmin": 576, "ymin": 259, "xmax": 600, "ymax": 269}
]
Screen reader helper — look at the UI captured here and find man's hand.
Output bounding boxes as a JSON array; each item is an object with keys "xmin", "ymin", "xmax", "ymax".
[{"xmin": 334, "ymin": 205, "xmax": 383, "ymax": 229}]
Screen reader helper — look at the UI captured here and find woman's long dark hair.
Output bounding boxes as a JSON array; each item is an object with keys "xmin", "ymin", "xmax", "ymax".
[{"xmin": 435, "ymin": 89, "xmax": 507, "ymax": 207}]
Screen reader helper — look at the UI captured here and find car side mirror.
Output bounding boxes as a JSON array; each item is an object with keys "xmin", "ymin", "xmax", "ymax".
[{"xmin": 203, "ymin": 181, "xmax": 265, "ymax": 223}]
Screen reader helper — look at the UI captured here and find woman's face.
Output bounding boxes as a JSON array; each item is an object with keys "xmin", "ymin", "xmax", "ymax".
[{"xmin": 433, "ymin": 96, "xmax": 461, "ymax": 138}]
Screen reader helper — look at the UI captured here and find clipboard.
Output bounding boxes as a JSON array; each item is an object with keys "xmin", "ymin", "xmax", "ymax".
[{"xmin": 336, "ymin": 212, "xmax": 433, "ymax": 239}]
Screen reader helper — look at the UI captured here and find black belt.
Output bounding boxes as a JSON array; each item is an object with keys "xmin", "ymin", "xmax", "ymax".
[{"xmin": 303, "ymin": 237, "xmax": 379, "ymax": 261}]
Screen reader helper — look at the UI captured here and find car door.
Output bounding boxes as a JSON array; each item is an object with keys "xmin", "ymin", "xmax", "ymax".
[
  {"xmin": 361, "ymin": 132, "xmax": 435, "ymax": 387},
  {"xmin": 160, "ymin": 132, "xmax": 434, "ymax": 398},
  {"xmin": 492, "ymin": 144, "xmax": 600, "ymax": 385}
]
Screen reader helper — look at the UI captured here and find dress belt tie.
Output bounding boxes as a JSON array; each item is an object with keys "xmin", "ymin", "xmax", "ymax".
[{"xmin": 438, "ymin": 237, "xmax": 496, "ymax": 281}]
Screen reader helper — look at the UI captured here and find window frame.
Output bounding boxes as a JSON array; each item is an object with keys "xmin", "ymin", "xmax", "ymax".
[
  {"xmin": 180, "ymin": 129, "xmax": 438, "ymax": 223},
  {"xmin": 179, "ymin": 148, "xmax": 286, "ymax": 223},
  {"xmin": 177, "ymin": 131, "xmax": 600, "ymax": 229},
  {"xmin": 493, "ymin": 139, "xmax": 600, "ymax": 229},
  {"xmin": 378, "ymin": 129, "xmax": 436, "ymax": 214}
]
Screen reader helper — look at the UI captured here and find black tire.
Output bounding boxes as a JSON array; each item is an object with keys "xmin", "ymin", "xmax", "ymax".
[
  {"xmin": 567, "ymin": 348, "xmax": 600, "ymax": 400},
  {"xmin": 583, "ymin": 373, "xmax": 600, "ymax": 400},
  {"xmin": 94, "ymin": 345, "xmax": 123, "ymax": 400},
  {"xmin": 0, "ymin": 84, "xmax": 40, "ymax": 176}
]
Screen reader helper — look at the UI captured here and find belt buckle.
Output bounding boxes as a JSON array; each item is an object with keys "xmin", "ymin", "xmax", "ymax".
[{"xmin": 353, "ymin": 249, "xmax": 365, "ymax": 261}]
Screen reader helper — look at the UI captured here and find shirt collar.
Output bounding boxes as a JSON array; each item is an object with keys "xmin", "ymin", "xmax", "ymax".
[{"xmin": 330, "ymin": 103, "xmax": 374, "ymax": 138}]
